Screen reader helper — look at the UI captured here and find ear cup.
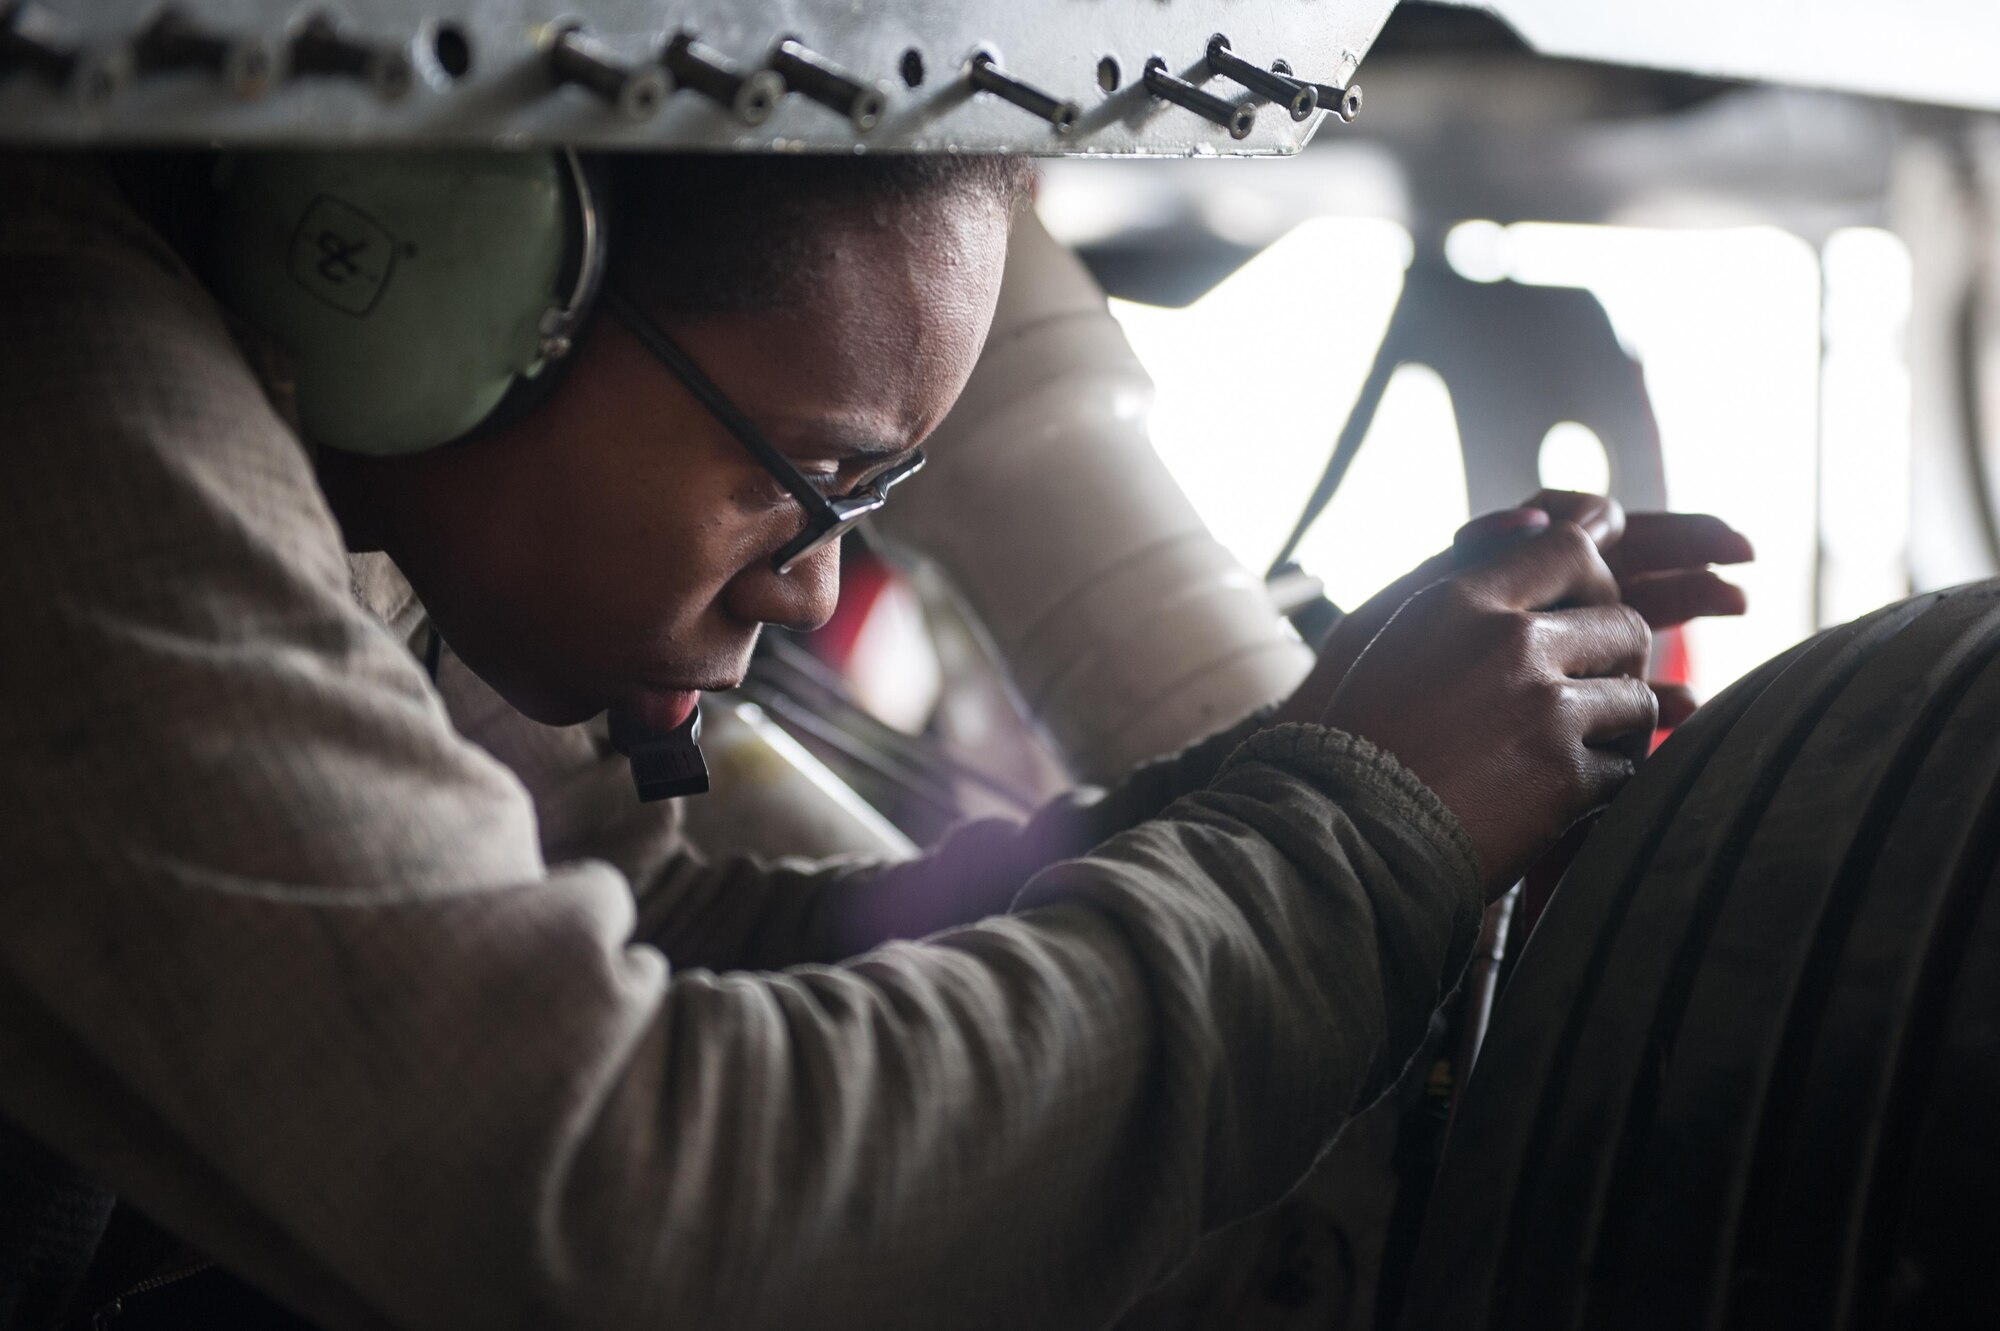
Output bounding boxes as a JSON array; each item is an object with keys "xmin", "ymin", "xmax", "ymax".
[
  {"xmin": 205, "ymin": 150, "xmax": 581, "ymax": 455},
  {"xmin": 444, "ymin": 152, "xmax": 610, "ymax": 448}
]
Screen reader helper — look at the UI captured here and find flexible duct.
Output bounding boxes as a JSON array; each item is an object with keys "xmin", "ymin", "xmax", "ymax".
[{"xmin": 876, "ymin": 208, "xmax": 1313, "ymax": 783}]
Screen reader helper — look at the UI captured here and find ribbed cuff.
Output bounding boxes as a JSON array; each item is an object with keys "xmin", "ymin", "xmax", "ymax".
[{"xmin": 1222, "ymin": 722, "xmax": 1484, "ymax": 904}]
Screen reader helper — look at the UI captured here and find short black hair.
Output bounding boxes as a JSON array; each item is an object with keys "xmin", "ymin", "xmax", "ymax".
[{"xmin": 599, "ymin": 152, "xmax": 1031, "ymax": 317}]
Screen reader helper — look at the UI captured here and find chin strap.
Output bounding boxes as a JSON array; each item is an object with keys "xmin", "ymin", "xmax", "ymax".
[{"xmin": 607, "ymin": 705, "xmax": 711, "ymax": 802}]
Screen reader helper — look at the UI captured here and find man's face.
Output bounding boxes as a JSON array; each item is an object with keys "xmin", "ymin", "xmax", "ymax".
[{"xmin": 339, "ymin": 187, "xmax": 1011, "ymax": 727}]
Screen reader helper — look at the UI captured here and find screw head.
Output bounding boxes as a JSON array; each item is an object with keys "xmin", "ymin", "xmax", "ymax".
[
  {"xmin": 224, "ymin": 38, "xmax": 275, "ymax": 100},
  {"xmin": 735, "ymin": 69, "xmax": 784, "ymax": 124},
  {"xmin": 850, "ymin": 87, "xmax": 885, "ymax": 132},
  {"xmin": 618, "ymin": 68, "xmax": 667, "ymax": 121},
  {"xmin": 73, "ymin": 45, "xmax": 132, "ymax": 105}
]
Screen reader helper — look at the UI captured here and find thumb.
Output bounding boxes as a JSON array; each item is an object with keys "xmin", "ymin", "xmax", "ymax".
[
  {"xmin": 1454, "ymin": 506, "xmax": 1552, "ymax": 567},
  {"xmin": 1517, "ymin": 489, "xmax": 1626, "ymax": 549}
]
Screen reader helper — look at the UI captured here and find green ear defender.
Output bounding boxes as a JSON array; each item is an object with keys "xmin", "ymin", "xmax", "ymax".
[{"xmin": 205, "ymin": 148, "xmax": 603, "ymax": 455}]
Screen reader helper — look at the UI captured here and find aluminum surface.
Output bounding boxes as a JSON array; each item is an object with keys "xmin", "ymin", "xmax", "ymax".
[{"xmin": 0, "ymin": 0, "xmax": 1398, "ymax": 154}]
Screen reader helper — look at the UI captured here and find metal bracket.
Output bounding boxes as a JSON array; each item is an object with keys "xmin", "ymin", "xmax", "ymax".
[{"xmin": 0, "ymin": 0, "xmax": 1397, "ymax": 154}]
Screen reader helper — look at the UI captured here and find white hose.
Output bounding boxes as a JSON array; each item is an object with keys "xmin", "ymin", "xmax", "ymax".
[{"xmin": 876, "ymin": 208, "xmax": 1313, "ymax": 783}]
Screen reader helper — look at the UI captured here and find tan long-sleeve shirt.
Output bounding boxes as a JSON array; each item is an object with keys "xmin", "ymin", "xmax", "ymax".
[{"xmin": 0, "ymin": 153, "xmax": 1483, "ymax": 1331}]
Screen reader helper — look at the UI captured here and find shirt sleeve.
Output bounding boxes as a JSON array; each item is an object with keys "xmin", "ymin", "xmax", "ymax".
[
  {"xmin": 0, "ymin": 153, "xmax": 1484, "ymax": 1331},
  {"xmin": 432, "ymin": 635, "xmax": 1274, "ymax": 972},
  {"xmin": 637, "ymin": 711, "xmax": 1284, "ymax": 969}
]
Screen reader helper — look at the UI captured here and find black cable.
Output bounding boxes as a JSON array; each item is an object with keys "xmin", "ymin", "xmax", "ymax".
[{"xmin": 1267, "ymin": 330, "xmax": 1403, "ymax": 578}]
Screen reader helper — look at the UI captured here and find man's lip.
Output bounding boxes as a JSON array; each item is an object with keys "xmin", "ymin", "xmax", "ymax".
[{"xmin": 616, "ymin": 688, "xmax": 701, "ymax": 734}]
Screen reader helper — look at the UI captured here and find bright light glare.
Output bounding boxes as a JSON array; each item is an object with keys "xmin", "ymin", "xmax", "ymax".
[
  {"xmin": 1494, "ymin": 223, "xmax": 1822, "ymax": 699},
  {"xmin": 1110, "ymin": 217, "xmax": 1415, "ymax": 578},
  {"xmin": 1445, "ymin": 220, "xmax": 1510, "ymax": 284},
  {"xmin": 847, "ymin": 575, "xmax": 943, "ymax": 734},
  {"xmin": 1116, "ymin": 214, "xmax": 1824, "ymax": 704},
  {"xmin": 1540, "ymin": 421, "xmax": 1614, "ymax": 496},
  {"xmin": 1819, "ymin": 227, "xmax": 1915, "ymax": 626},
  {"xmin": 1293, "ymin": 365, "xmax": 1471, "ymax": 608}
]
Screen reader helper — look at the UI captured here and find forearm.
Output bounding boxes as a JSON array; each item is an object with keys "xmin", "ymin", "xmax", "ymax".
[
  {"xmin": 642, "ymin": 707, "xmax": 1277, "ymax": 970},
  {"xmin": 2, "ymin": 728, "xmax": 1478, "ymax": 1331}
]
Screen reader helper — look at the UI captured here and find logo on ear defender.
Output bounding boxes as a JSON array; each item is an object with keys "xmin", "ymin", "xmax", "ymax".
[{"xmin": 287, "ymin": 195, "xmax": 397, "ymax": 316}]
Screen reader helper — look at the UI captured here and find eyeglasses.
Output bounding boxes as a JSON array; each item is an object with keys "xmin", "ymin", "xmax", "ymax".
[{"xmin": 604, "ymin": 288, "xmax": 926, "ymax": 575}]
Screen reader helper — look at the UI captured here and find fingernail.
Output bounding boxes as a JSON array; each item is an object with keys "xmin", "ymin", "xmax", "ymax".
[
  {"xmin": 1454, "ymin": 509, "xmax": 1549, "ymax": 568},
  {"xmin": 1459, "ymin": 507, "xmax": 1549, "ymax": 541}
]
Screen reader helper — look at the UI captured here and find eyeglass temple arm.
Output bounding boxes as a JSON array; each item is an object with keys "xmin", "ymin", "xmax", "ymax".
[{"xmin": 603, "ymin": 289, "xmax": 841, "ymax": 523}]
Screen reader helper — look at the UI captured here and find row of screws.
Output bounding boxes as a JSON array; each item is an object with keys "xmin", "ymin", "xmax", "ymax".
[
  {"xmin": 556, "ymin": 30, "xmax": 1066, "ymax": 133},
  {"xmin": 1142, "ymin": 34, "xmax": 1364, "ymax": 141},
  {"xmin": 555, "ymin": 31, "xmax": 1363, "ymax": 137},
  {"xmin": 546, "ymin": 30, "xmax": 884, "ymax": 129},
  {"xmin": 1, "ymin": 3, "xmax": 411, "ymax": 102},
  {"xmin": 1, "ymin": 6, "xmax": 1362, "ymax": 137}
]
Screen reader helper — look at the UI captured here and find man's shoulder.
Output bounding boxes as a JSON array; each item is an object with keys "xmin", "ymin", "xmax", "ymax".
[{"xmin": 0, "ymin": 151, "xmax": 194, "ymax": 284}]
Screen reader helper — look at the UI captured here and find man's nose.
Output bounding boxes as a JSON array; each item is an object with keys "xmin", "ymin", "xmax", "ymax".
[{"xmin": 729, "ymin": 544, "xmax": 842, "ymax": 633}]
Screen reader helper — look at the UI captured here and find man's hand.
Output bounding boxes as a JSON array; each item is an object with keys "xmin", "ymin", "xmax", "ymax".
[
  {"xmin": 1321, "ymin": 521, "xmax": 1657, "ymax": 895},
  {"xmin": 1268, "ymin": 492, "xmax": 1752, "ymax": 896},
  {"xmin": 1276, "ymin": 491, "xmax": 1753, "ymax": 733},
  {"xmin": 1523, "ymin": 490, "xmax": 1753, "ymax": 726}
]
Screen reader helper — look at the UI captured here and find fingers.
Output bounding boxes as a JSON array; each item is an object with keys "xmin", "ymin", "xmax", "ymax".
[
  {"xmin": 1607, "ymin": 512, "xmax": 1755, "ymax": 577},
  {"xmin": 1537, "ymin": 603, "xmax": 1652, "ymax": 679},
  {"xmin": 1569, "ymin": 673, "xmax": 1660, "ymax": 747},
  {"xmin": 1454, "ymin": 507, "xmax": 1552, "ymax": 567},
  {"xmin": 1577, "ymin": 743, "xmax": 1644, "ymax": 812},
  {"xmin": 1621, "ymin": 568, "xmax": 1749, "ymax": 627},
  {"xmin": 1460, "ymin": 521, "xmax": 1621, "ymax": 612},
  {"xmin": 1519, "ymin": 489, "xmax": 1626, "ymax": 548}
]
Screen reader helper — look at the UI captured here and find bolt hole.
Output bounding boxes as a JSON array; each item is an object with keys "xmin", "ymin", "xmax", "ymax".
[
  {"xmin": 431, "ymin": 21, "xmax": 472, "ymax": 79},
  {"xmin": 899, "ymin": 47, "xmax": 923, "ymax": 87},
  {"xmin": 1096, "ymin": 55, "xmax": 1120, "ymax": 92}
]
